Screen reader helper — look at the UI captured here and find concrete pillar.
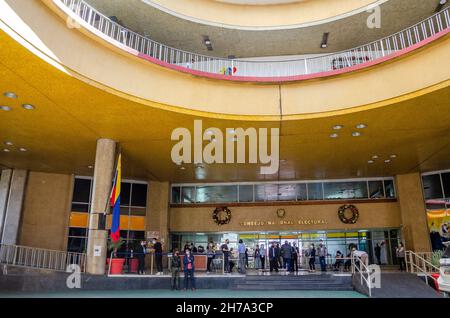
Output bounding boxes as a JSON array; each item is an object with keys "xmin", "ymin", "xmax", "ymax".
[
  {"xmin": 1, "ymin": 169, "xmax": 28, "ymax": 245},
  {"xmin": 0, "ymin": 169, "xmax": 12, "ymax": 241},
  {"xmin": 396, "ymin": 172, "xmax": 432, "ymax": 252},
  {"xmin": 146, "ymin": 181, "xmax": 170, "ymax": 251},
  {"xmin": 86, "ymin": 138, "xmax": 116, "ymax": 275}
]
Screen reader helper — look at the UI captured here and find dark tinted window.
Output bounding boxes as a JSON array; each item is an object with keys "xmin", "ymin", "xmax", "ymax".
[
  {"xmin": 171, "ymin": 187, "xmax": 181, "ymax": 203},
  {"xmin": 369, "ymin": 181, "xmax": 384, "ymax": 198},
  {"xmin": 131, "ymin": 183, "xmax": 148, "ymax": 207},
  {"xmin": 72, "ymin": 178, "xmax": 91, "ymax": 203},
  {"xmin": 384, "ymin": 180, "xmax": 396, "ymax": 198},
  {"xmin": 120, "ymin": 182, "xmax": 131, "ymax": 206},
  {"xmin": 442, "ymin": 173, "xmax": 450, "ymax": 198},
  {"xmin": 422, "ymin": 174, "xmax": 443, "ymax": 199},
  {"xmin": 307, "ymin": 183, "xmax": 323, "ymax": 200},
  {"xmin": 238, "ymin": 185, "xmax": 253, "ymax": 202}
]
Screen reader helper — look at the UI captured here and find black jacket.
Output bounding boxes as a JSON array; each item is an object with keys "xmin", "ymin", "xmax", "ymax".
[{"xmin": 268, "ymin": 247, "xmax": 280, "ymax": 259}]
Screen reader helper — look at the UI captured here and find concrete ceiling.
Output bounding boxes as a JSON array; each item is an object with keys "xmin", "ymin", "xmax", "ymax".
[
  {"xmin": 1, "ymin": 28, "xmax": 449, "ymax": 183},
  {"xmin": 85, "ymin": 0, "xmax": 447, "ymax": 58}
]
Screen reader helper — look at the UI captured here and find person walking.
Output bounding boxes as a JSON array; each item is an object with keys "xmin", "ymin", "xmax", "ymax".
[
  {"xmin": 269, "ymin": 242, "xmax": 280, "ymax": 273},
  {"xmin": 317, "ymin": 242, "xmax": 328, "ymax": 272},
  {"xmin": 206, "ymin": 241, "xmax": 215, "ymax": 273},
  {"xmin": 260, "ymin": 244, "xmax": 266, "ymax": 270},
  {"xmin": 396, "ymin": 243, "xmax": 406, "ymax": 272},
  {"xmin": 238, "ymin": 239, "xmax": 246, "ymax": 274},
  {"xmin": 292, "ymin": 242, "xmax": 299, "ymax": 272},
  {"xmin": 254, "ymin": 244, "xmax": 261, "ymax": 270},
  {"xmin": 221, "ymin": 239, "xmax": 230, "ymax": 273},
  {"xmin": 183, "ymin": 248, "xmax": 196, "ymax": 291},
  {"xmin": 153, "ymin": 238, "xmax": 163, "ymax": 275},
  {"xmin": 308, "ymin": 244, "xmax": 316, "ymax": 272},
  {"xmin": 281, "ymin": 241, "xmax": 292, "ymax": 272},
  {"xmin": 171, "ymin": 249, "xmax": 181, "ymax": 290}
]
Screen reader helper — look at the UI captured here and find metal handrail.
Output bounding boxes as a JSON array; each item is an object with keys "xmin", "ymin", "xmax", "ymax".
[
  {"xmin": 54, "ymin": 0, "xmax": 450, "ymax": 78},
  {"xmin": 405, "ymin": 250, "xmax": 440, "ymax": 286},
  {"xmin": 0, "ymin": 243, "xmax": 86, "ymax": 272},
  {"xmin": 351, "ymin": 253, "xmax": 373, "ymax": 297}
]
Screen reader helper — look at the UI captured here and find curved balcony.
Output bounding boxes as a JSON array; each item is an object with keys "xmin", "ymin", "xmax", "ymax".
[{"xmin": 54, "ymin": 0, "xmax": 449, "ymax": 82}]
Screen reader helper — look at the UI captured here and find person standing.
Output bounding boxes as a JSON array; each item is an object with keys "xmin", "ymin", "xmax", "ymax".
[
  {"xmin": 254, "ymin": 244, "xmax": 261, "ymax": 270},
  {"xmin": 153, "ymin": 238, "xmax": 163, "ymax": 275},
  {"xmin": 276, "ymin": 243, "xmax": 282, "ymax": 268},
  {"xmin": 206, "ymin": 241, "xmax": 215, "ymax": 273},
  {"xmin": 269, "ymin": 242, "xmax": 280, "ymax": 273},
  {"xmin": 183, "ymin": 248, "xmax": 196, "ymax": 291},
  {"xmin": 238, "ymin": 239, "xmax": 246, "ymax": 274},
  {"xmin": 292, "ymin": 242, "xmax": 299, "ymax": 272},
  {"xmin": 136, "ymin": 240, "xmax": 147, "ymax": 275},
  {"xmin": 260, "ymin": 244, "xmax": 266, "ymax": 270},
  {"xmin": 171, "ymin": 249, "xmax": 181, "ymax": 290},
  {"xmin": 281, "ymin": 241, "xmax": 292, "ymax": 272},
  {"xmin": 317, "ymin": 242, "xmax": 328, "ymax": 272},
  {"xmin": 396, "ymin": 243, "xmax": 406, "ymax": 272},
  {"xmin": 308, "ymin": 244, "xmax": 316, "ymax": 272},
  {"xmin": 374, "ymin": 243, "xmax": 382, "ymax": 265},
  {"xmin": 221, "ymin": 239, "xmax": 230, "ymax": 273}
]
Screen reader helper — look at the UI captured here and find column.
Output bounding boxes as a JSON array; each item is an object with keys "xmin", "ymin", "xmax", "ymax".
[
  {"xmin": 396, "ymin": 172, "xmax": 432, "ymax": 252},
  {"xmin": 86, "ymin": 138, "xmax": 116, "ymax": 275},
  {"xmin": 0, "ymin": 169, "xmax": 12, "ymax": 241},
  {"xmin": 147, "ymin": 181, "xmax": 170, "ymax": 251},
  {"xmin": 1, "ymin": 169, "xmax": 28, "ymax": 245}
]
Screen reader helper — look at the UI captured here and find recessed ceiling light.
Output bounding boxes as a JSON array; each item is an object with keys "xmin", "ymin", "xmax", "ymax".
[
  {"xmin": 390, "ymin": 154, "xmax": 397, "ymax": 158},
  {"xmin": 18, "ymin": 147, "xmax": 27, "ymax": 152},
  {"xmin": 330, "ymin": 133, "xmax": 339, "ymax": 138},
  {"xmin": 356, "ymin": 124, "xmax": 367, "ymax": 129},
  {"xmin": 180, "ymin": 166, "xmax": 186, "ymax": 170},
  {"xmin": 384, "ymin": 159, "xmax": 391, "ymax": 163},
  {"xmin": 4, "ymin": 141, "xmax": 13, "ymax": 146},
  {"xmin": 352, "ymin": 132, "xmax": 361, "ymax": 137},
  {"xmin": 3, "ymin": 148, "xmax": 10, "ymax": 152},
  {"xmin": 332, "ymin": 125, "xmax": 343, "ymax": 130},
  {"xmin": 372, "ymin": 155, "xmax": 379, "ymax": 159},
  {"xmin": 22, "ymin": 104, "xmax": 35, "ymax": 110},
  {"xmin": 0, "ymin": 106, "xmax": 12, "ymax": 111},
  {"xmin": 3, "ymin": 92, "xmax": 17, "ymax": 99},
  {"xmin": 368, "ymin": 160, "xmax": 374, "ymax": 164},
  {"xmin": 88, "ymin": 165, "xmax": 93, "ymax": 169}
]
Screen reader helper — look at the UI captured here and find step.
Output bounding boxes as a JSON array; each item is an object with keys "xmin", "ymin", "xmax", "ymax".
[{"xmin": 233, "ymin": 284, "xmax": 354, "ymax": 291}]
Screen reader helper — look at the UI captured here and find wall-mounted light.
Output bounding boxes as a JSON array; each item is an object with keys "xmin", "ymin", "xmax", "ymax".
[{"xmin": 321, "ymin": 32, "xmax": 330, "ymax": 48}]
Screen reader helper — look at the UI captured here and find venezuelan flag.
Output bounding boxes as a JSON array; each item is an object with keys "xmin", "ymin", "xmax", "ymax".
[{"xmin": 110, "ymin": 154, "xmax": 121, "ymax": 242}]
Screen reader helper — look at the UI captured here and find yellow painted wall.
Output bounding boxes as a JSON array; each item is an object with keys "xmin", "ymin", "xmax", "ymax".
[
  {"xmin": 150, "ymin": 0, "xmax": 379, "ymax": 28},
  {"xmin": 0, "ymin": 0, "xmax": 447, "ymax": 119},
  {"xmin": 169, "ymin": 202, "xmax": 402, "ymax": 232},
  {"xmin": 18, "ymin": 171, "xmax": 72, "ymax": 250},
  {"xmin": 146, "ymin": 181, "xmax": 170, "ymax": 249}
]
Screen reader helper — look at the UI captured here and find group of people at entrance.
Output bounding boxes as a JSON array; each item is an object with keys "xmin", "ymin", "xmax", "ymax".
[{"xmin": 267, "ymin": 241, "xmax": 300, "ymax": 272}]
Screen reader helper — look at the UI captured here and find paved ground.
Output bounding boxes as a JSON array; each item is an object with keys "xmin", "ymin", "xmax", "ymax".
[{"xmin": 0, "ymin": 289, "xmax": 366, "ymax": 298}]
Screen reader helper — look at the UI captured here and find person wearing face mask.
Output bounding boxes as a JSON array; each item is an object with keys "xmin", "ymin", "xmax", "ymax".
[
  {"xmin": 183, "ymin": 248, "xmax": 196, "ymax": 291},
  {"xmin": 136, "ymin": 240, "xmax": 147, "ymax": 275}
]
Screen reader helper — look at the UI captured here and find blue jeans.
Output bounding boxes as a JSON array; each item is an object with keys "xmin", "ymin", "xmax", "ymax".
[
  {"xmin": 283, "ymin": 258, "xmax": 291, "ymax": 271},
  {"xmin": 184, "ymin": 269, "xmax": 196, "ymax": 289},
  {"xmin": 319, "ymin": 256, "xmax": 326, "ymax": 271}
]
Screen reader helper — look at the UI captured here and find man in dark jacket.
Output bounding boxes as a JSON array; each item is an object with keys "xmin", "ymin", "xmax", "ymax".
[
  {"xmin": 269, "ymin": 242, "xmax": 280, "ymax": 272},
  {"xmin": 153, "ymin": 238, "xmax": 163, "ymax": 275},
  {"xmin": 136, "ymin": 241, "xmax": 147, "ymax": 275}
]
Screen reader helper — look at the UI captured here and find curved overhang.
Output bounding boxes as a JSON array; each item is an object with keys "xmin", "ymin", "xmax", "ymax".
[
  {"xmin": 0, "ymin": 0, "xmax": 448, "ymax": 119},
  {"xmin": 141, "ymin": 0, "xmax": 385, "ymax": 30}
]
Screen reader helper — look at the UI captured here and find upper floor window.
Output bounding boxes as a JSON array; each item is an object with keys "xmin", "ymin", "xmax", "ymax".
[{"xmin": 171, "ymin": 177, "xmax": 396, "ymax": 205}]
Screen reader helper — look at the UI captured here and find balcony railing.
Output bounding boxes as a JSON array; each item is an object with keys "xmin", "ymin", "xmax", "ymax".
[{"xmin": 55, "ymin": 0, "xmax": 449, "ymax": 79}]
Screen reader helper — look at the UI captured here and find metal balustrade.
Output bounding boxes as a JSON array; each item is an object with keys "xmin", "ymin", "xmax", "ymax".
[
  {"xmin": 0, "ymin": 243, "xmax": 86, "ymax": 272},
  {"xmin": 54, "ymin": 0, "xmax": 450, "ymax": 79}
]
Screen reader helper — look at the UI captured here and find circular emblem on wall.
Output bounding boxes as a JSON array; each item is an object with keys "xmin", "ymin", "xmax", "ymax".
[
  {"xmin": 212, "ymin": 207, "xmax": 232, "ymax": 225},
  {"xmin": 276, "ymin": 208, "xmax": 286, "ymax": 218},
  {"xmin": 338, "ymin": 204, "xmax": 359, "ymax": 224}
]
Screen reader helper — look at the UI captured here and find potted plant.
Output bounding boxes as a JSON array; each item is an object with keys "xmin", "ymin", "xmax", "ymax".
[{"xmin": 107, "ymin": 239, "xmax": 125, "ymax": 275}]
